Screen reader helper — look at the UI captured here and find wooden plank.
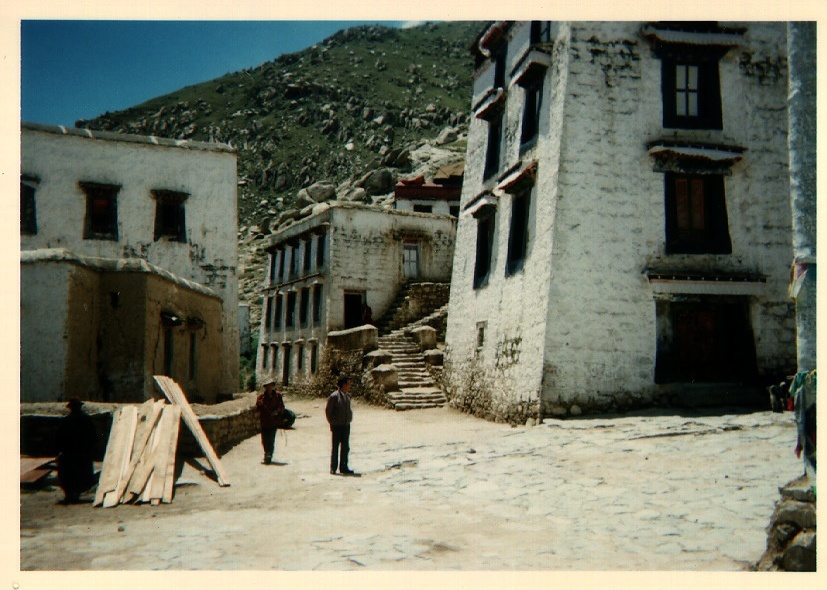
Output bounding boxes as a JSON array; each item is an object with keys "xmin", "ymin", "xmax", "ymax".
[
  {"xmin": 21, "ymin": 468, "xmax": 52, "ymax": 485},
  {"xmin": 139, "ymin": 424, "xmax": 162, "ymax": 504},
  {"xmin": 94, "ymin": 406, "xmax": 137, "ymax": 507},
  {"xmin": 162, "ymin": 405, "xmax": 182, "ymax": 503},
  {"xmin": 148, "ymin": 405, "xmax": 173, "ymax": 501},
  {"xmin": 154, "ymin": 375, "xmax": 230, "ymax": 486},
  {"xmin": 102, "ymin": 407, "xmax": 139, "ymax": 508},
  {"xmin": 113, "ymin": 400, "xmax": 165, "ymax": 502},
  {"xmin": 123, "ymin": 413, "xmax": 161, "ymax": 503},
  {"xmin": 21, "ymin": 457, "xmax": 56, "ymax": 477}
]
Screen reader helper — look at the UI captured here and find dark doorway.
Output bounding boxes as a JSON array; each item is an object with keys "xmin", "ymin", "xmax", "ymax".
[
  {"xmin": 655, "ymin": 297, "xmax": 758, "ymax": 383},
  {"xmin": 282, "ymin": 345, "xmax": 291, "ymax": 386},
  {"xmin": 344, "ymin": 292, "xmax": 364, "ymax": 329}
]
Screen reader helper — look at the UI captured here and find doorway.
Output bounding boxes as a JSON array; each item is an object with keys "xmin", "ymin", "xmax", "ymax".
[
  {"xmin": 403, "ymin": 242, "xmax": 420, "ymax": 279},
  {"xmin": 344, "ymin": 292, "xmax": 364, "ymax": 329}
]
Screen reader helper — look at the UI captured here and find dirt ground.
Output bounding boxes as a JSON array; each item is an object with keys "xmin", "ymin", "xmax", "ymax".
[{"xmin": 19, "ymin": 395, "xmax": 803, "ymax": 573}]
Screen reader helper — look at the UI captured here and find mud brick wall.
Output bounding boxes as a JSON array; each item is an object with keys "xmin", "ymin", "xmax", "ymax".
[{"xmin": 21, "ymin": 395, "xmax": 260, "ymax": 459}]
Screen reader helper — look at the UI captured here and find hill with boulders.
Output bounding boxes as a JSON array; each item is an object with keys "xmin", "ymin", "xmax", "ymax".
[{"xmin": 78, "ymin": 21, "xmax": 482, "ymax": 339}]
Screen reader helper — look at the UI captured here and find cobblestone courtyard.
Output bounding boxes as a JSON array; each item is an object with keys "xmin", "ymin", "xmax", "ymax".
[{"xmin": 20, "ymin": 396, "xmax": 802, "ymax": 571}]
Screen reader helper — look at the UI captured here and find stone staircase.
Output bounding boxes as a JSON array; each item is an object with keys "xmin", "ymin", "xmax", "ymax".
[
  {"xmin": 375, "ymin": 282, "xmax": 450, "ymax": 336},
  {"xmin": 378, "ymin": 331, "xmax": 448, "ymax": 411}
]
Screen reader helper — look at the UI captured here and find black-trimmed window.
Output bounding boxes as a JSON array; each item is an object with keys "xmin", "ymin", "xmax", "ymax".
[
  {"xmin": 152, "ymin": 189, "xmax": 188, "ymax": 242},
  {"xmin": 81, "ymin": 182, "xmax": 120, "ymax": 240},
  {"xmin": 286, "ymin": 291, "xmax": 297, "ymax": 328},
  {"xmin": 264, "ymin": 296, "xmax": 274, "ymax": 331},
  {"xmin": 413, "ymin": 204, "xmax": 433, "ymax": 213},
  {"xmin": 506, "ymin": 189, "xmax": 531, "ymax": 275},
  {"xmin": 313, "ymin": 284, "xmax": 323, "ymax": 324},
  {"xmin": 20, "ymin": 178, "xmax": 38, "ymax": 235},
  {"xmin": 270, "ymin": 344, "xmax": 278, "ymax": 370},
  {"xmin": 269, "ymin": 250, "xmax": 278, "ymax": 284},
  {"xmin": 303, "ymin": 240, "xmax": 312, "ymax": 272},
  {"xmin": 473, "ymin": 212, "xmax": 495, "ymax": 289},
  {"xmin": 310, "ymin": 342, "xmax": 318, "ymax": 373},
  {"xmin": 299, "ymin": 287, "xmax": 310, "ymax": 327},
  {"xmin": 484, "ymin": 114, "xmax": 503, "ymax": 180},
  {"xmin": 290, "ymin": 245, "xmax": 300, "ymax": 278},
  {"xmin": 664, "ymin": 173, "xmax": 731, "ymax": 254},
  {"xmin": 530, "ymin": 21, "xmax": 551, "ymax": 45},
  {"xmin": 662, "ymin": 58, "xmax": 722, "ymax": 130},
  {"xmin": 316, "ymin": 233, "xmax": 326, "ymax": 269},
  {"xmin": 274, "ymin": 294, "xmax": 283, "ymax": 329},
  {"xmin": 520, "ymin": 76, "xmax": 544, "ymax": 149},
  {"xmin": 449, "ymin": 206, "xmax": 460, "ymax": 218},
  {"xmin": 297, "ymin": 344, "xmax": 304, "ymax": 372},
  {"xmin": 278, "ymin": 248, "xmax": 287, "ymax": 281},
  {"xmin": 494, "ymin": 45, "xmax": 506, "ymax": 88}
]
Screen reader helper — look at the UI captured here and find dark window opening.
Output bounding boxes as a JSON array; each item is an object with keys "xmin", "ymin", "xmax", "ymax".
[
  {"xmin": 152, "ymin": 190, "xmax": 188, "ymax": 242},
  {"xmin": 300, "ymin": 287, "xmax": 310, "ymax": 326},
  {"xmin": 530, "ymin": 21, "xmax": 551, "ymax": 44},
  {"xmin": 449, "ymin": 206, "xmax": 460, "ymax": 217},
  {"xmin": 286, "ymin": 292, "xmax": 297, "ymax": 328},
  {"xmin": 344, "ymin": 292, "xmax": 364, "ymax": 330},
  {"xmin": 269, "ymin": 251, "xmax": 278, "ymax": 284},
  {"xmin": 188, "ymin": 333, "xmax": 197, "ymax": 380},
  {"xmin": 261, "ymin": 345, "xmax": 269, "ymax": 370},
  {"xmin": 664, "ymin": 173, "xmax": 731, "ymax": 254},
  {"xmin": 654, "ymin": 298, "xmax": 758, "ymax": 384},
  {"xmin": 303, "ymin": 240, "xmax": 312, "ymax": 272},
  {"xmin": 313, "ymin": 285, "xmax": 323, "ymax": 324},
  {"xmin": 662, "ymin": 57, "xmax": 722, "ymax": 130},
  {"xmin": 310, "ymin": 343, "xmax": 318, "ymax": 373},
  {"xmin": 21, "ymin": 181, "xmax": 37, "ymax": 235},
  {"xmin": 297, "ymin": 345, "xmax": 304, "ymax": 371},
  {"xmin": 278, "ymin": 248, "xmax": 286, "ymax": 281},
  {"xmin": 473, "ymin": 214, "xmax": 495, "ymax": 289},
  {"xmin": 316, "ymin": 233, "xmax": 326, "ymax": 269},
  {"xmin": 290, "ymin": 245, "xmax": 300, "ymax": 277},
  {"xmin": 494, "ymin": 45, "xmax": 506, "ymax": 88},
  {"xmin": 264, "ymin": 296, "xmax": 274, "ymax": 331},
  {"xmin": 81, "ymin": 182, "xmax": 120, "ymax": 240},
  {"xmin": 163, "ymin": 327, "xmax": 174, "ymax": 377},
  {"xmin": 484, "ymin": 115, "xmax": 503, "ymax": 180},
  {"xmin": 271, "ymin": 344, "xmax": 278, "ymax": 370},
  {"xmin": 413, "ymin": 204, "xmax": 433, "ymax": 213},
  {"xmin": 275, "ymin": 294, "xmax": 283, "ymax": 329},
  {"xmin": 520, "ymin": 77, "xmax": 544, "ymax": 148},
  {"xmin": 506, "ymin": 189, "xmax": 531, "ymax": 276}
]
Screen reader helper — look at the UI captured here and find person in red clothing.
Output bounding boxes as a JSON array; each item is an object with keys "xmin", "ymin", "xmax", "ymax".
[{"xmin": 255, "ymin": 380, "xmax": 285, "ymax": 465}]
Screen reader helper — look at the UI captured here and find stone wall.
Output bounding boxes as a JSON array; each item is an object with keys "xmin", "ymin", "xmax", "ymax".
[
  {"xmin": 21, "ymin": 395, "xmax": 261, "ymax": 459},
  {"xmin": 755, "ymin": 475, "xmax": 816, "ymax": 571}
]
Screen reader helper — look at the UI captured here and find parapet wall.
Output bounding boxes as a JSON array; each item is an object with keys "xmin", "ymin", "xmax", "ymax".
[{"xmin": 20, "ymin": 394, "xmax": 260, "ymax": 459}]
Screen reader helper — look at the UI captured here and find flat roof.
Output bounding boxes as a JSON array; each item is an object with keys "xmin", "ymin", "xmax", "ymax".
[{"xmin": 22, "ymin": 122, "xmax": 236, "ymax": 155}]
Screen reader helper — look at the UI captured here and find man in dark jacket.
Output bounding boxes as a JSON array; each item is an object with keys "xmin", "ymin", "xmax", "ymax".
[
  {"xmin": 256, "ymin": 380, "xmax": 285, "ymax": 465},
  {"xmin": 57, "ymin": 398, "xmax": 97, "ymax": 504},
  {"xmin": 325, "ymin": 376, "xmax": 357, "ymax": 475}
]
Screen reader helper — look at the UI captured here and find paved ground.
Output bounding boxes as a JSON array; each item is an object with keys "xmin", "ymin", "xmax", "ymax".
[{"xmin": 20, "ymin": 396, "xmax": 803, "ymax": 571}]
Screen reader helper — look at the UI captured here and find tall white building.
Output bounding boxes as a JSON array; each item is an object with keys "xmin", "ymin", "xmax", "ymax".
[{"xmin": 445, "ymin": 22, "xmax": 796, "ymax": 422}]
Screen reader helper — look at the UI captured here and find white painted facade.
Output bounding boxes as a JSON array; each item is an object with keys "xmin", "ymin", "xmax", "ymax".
[
  {"xmin": 21, "ymin": 123, "xmax": 240, "ymax": 395},
  {"xmin": 445, "ymin": 22, "xmax": 796, "ymax": 421},
  {"xmin": 256, "ymin": 203, "xmax": 455, "ymax": 386},
  {"xmin": 394, "ymin": 198, "xmax": 458, "ymax": 216}
]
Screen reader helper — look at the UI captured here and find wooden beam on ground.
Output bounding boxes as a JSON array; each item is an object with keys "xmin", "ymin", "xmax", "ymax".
[
  {"xmin": 148, "ymin": 405, "xmax": 174, "ymax": 502},
  {"xmin": 153, "ymin": 375, "xmax": 230, "ymax": 486},
  {"xmin": 94, "ymin": 406, "xmax": 137, "ymax": 507},
  {"xmin": 21, "ymin": 457, "xmax": 56, "ymax": 484}
]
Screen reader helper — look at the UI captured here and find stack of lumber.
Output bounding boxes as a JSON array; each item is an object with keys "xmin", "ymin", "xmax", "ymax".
[
  {"xmin": 93, "ymin": 400, "xmax": 180, "ymax": 507},
  {"xmin": 93, "ymin": 376, "xmax": 230, "ymax": 508}
]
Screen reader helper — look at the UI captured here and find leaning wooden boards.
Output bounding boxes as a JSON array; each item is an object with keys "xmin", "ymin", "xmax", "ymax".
[
  {"xmin": 93, "ymin": 400, "xmax": 181, "ymax": 507},
  {"xmin": 153, "ymin": 375, "xmax": 230, "ymax": 487}
]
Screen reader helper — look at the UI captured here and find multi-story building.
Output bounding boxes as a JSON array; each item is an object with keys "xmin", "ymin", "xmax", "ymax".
[
  {"xmin": 20, "ymin": 122, "xmax": 239, "ymax": 401},
  {"xmin": 445, "ymin": 21, "xmax": 796, "ymax": 422},
  {"xmin": 256, "ymin": 202, "xmax": 455, "ymax": 386},
  {"xmin": 393, "ymin": 162, "xmax": 464, "ymax": 217}
]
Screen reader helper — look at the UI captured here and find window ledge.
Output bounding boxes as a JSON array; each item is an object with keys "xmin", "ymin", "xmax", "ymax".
[
  {"xmin": 473, "ymin": 88, "xmax": 507, "ymax": 120},
  {"xmin": 510, "ymin": 48, "xmax": 552, "ymax": 87}
]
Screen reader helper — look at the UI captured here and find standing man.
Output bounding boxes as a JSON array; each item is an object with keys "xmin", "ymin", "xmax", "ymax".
[
  {"xmin": 57, "ymin": 398, "xmax": 97, "ymax": 504},
  {"xmin": 326, "ymin": 376, "xmax": 357, "ymax": 476},
  {"xmin": 256, "ymin": 380, "xmax": 285, "ymax": 465}
]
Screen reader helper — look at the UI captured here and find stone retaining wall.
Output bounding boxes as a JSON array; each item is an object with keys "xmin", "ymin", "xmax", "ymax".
[
  {"xmin": 21, "ymin": 394, "xmax": 261, "ymax": 459},
  {"xmin": 755, "ymin": 474, "xmax": 817, "ymax": 571}
]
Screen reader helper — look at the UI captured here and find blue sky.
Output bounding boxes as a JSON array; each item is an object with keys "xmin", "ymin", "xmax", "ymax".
[{"xmin": 21, "ymin": 20, "xmax": 409, "ymax": 127}]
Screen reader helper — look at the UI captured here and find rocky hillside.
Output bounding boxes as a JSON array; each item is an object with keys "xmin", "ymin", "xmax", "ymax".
[{"xmin": 78, "ymin": 21, "xmax": 481, "ymax": 326}]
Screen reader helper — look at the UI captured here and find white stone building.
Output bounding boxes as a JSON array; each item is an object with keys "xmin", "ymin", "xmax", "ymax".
[
  {"xmin": 21, "ymin": 123, "xmax": 239, "ymax": 399},
  {"xmin": 445, "ymin": 21, "xmax": 796, "ymax": 422},
  {"xmin": 256, "ymin": 202, "xmax": 455, "ymax": 386},
  {"xmin": 393, "ymin": 162, "xmax": 464, "ymax": 216}
]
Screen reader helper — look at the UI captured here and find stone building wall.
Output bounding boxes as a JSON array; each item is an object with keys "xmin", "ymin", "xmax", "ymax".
[{"xmin": 21, "ymin": 123, "xmax": 240, "ymax": 395}]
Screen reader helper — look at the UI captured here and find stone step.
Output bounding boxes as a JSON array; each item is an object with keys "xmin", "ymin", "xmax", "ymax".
[
  {"xmin": 392, "ymin": 401, "xmax": 446, "ymax": 411},
  {"xmin": 387, "ymin": 391, "xmax": 446, "ymax": 401}
]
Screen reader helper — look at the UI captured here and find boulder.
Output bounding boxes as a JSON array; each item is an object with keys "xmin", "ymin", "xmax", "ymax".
[
  {"xmin": 305, "ymin": 181, "xmax": 337, "ymax": 202},
  {"xmin": 295, "ymin": 189, "xmax": 316, "ymax": 208},
  {"xmin": 363, "ymin": 168, "xmax": 395, "ymax": 196},
  {"xmin": 435, "ymin": 126, "xmax": 458, "ymax": 145}
]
